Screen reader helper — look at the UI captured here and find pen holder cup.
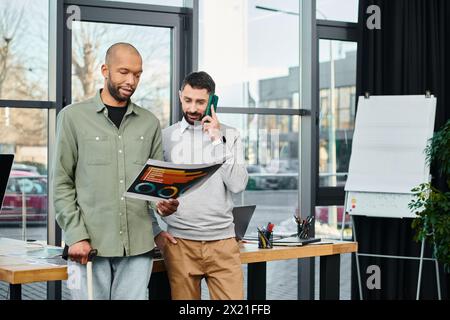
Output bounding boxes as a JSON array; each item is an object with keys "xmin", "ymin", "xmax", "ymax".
[
  {"xmin": 297, "ymin": 222, "xmax": 312, "ymax": 239},
  {"xmin": 258, "ymin": 230, "xmax": 273, "ymax": 249}
]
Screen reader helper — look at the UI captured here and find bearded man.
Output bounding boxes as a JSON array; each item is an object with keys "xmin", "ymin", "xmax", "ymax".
[{"xmin": 52, "ymin": 42, "xmax": 178, "ymax": 300}]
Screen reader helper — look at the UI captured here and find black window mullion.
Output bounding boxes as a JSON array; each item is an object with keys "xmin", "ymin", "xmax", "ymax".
[
  {"xmin": 0, "ymin": 100, "xmax": 55, "ymax": 109},
  {"xmin": 316, "ymin": 187, "xmax": 345, "ymax": 206},
  {"xmin": 316, "ymin": 21, "xmax": 359, "ymax": 208}
]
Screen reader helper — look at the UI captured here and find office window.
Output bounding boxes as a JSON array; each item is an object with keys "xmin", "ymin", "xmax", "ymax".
[
  {"xmin": 217, "ymin": 113, "xmax": 300, "ymax": 299},
  {"xmin": 316, "ymin": 0, "xmax": 359, "ymax": 22},
  {"xmin": 313, "ymin": 251, "xmax": 352, "ymax": 300},
  {"xmin": 318, "ymin": 40, "xmax": 357, "ymax": 187},
  {"xmin": 315, "ymin": 205, "xmax": 352, "ymax": 240},
  {"xmin": 0, "ymin": 0, "xmax": 50, "ymax": 300},
  {"xmin": 314, "ymin": 204, "xmax": 352, "ymax": 299},
  {"xmin": 199, "ymin": 0, "xmax": 302, "ymax": 300},
  {"xmin": 0, "ymin": 0, "xmax": 49, "ymax": 100},
  {"xmin": 0, "ymin": 108, "xmax": 48, "ymax": 242},
  {"xmin": 199, "ymin": 0, "xmax": 299, "ymax": 109},
  {"xmin": 218, "ymin": 114, "xmax": 299, "ymax": 236},
  {"xmin": 71, "ymin": 21, "xmax": 171, "ymax": 128}
]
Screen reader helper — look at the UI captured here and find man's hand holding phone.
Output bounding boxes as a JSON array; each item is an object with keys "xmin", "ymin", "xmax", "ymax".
[{"xmin": 201, "ymin": 102, "xmax": 222, "ymax": 142}]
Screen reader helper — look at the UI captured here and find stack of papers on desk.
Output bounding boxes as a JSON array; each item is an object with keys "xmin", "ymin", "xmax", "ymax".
[
  {"xmin": 242, "ymin": 236, "xmax": 328, "ymax": 246},
  {"xmin": 26, "ymin": 247, "xmax": 63, "ymax": 259},
  {"xmin": 0, "ymin": 238, "xmax": 64, "ymax": 265},
  {"xmin": 272, "ymin": 237, "xmax": 322, "ymax": 246}
]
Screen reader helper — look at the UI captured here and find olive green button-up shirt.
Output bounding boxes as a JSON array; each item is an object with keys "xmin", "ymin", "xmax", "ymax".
[{"xmin": 52, "ymin": 90, "xmax": 163, "ymax": 257}]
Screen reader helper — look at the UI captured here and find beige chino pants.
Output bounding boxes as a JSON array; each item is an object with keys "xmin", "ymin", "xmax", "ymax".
[{"xmin": 162, "ymin": 237, "xmax": 244, "ymax": 300}]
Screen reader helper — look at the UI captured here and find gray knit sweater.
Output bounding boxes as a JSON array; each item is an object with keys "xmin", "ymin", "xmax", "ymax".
[{"xmin": 152, "ymin": 118, "xmax": 248, "ymax": 240}]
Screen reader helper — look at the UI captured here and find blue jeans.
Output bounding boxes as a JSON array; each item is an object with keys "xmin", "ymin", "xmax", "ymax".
[{"xmin": 67, "ymin": 252, "xmax": 153, "ymax": 300}]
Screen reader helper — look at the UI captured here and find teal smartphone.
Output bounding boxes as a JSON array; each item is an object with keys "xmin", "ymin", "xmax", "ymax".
[{"xmin": 204, "ymin": 94, "xmax": 219, "ymax": 118}]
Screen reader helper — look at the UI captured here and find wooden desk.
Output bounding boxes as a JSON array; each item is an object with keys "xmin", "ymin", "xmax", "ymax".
[
  {"xmin": 0, "ymin": 238, "xmax": 67, "ymax": 300},
  {"xmin": 150, "ymin": 240, "xmax": 358, "ymax": 300},
  {"xmin": 0, "ymin": 238, "xmax": 357, "ymax": 300}
]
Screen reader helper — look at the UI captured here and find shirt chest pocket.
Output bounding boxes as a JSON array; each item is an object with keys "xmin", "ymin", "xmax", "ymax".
[
  {"xmin": 128, "ymin": 135, "xmax": 151, "ymax": 165},
  {"xmin": 84, "ymin": 136, "xmax": 112, "ymax": 165}
]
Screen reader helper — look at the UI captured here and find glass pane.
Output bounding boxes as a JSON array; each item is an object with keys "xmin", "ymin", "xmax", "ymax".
[
  {"xmin": 319, "ymin": 40, "xmax": 357, "ymax": 187},
  {"xmin": 106, "ymin": 0, "xmax": 184, "ymax": 7},
  {"xmin": 314, "ymin": 205, "xmax": 352, "ymax": 298},
  {"xmin": 315, "ymin": 205, "xmax": 352, "ymax": 240},
  {"xmin": 220, "ymin": 114, "xmax": 299, "ymax": 233},
  {"xmin": 0, "ymin": 108, "xmax": 48, "ymax": 241},
  {"xmin": 314, "ymin": 253, "xmax": 352, "ymax": 300},
  {"xmin": 199, "ymin": 0, "xmax": 299, "ymax": 108},
  {"xmin": 71, "ymin": 21, "xmax": 171, "ymax": 128},
  {"xmin": 0, "ymin": 0, "xmax": 49, "ymax": 100},
  {"xmin": 317, "ymin": 0, "xmax": 359, "ymax": 22},
  {"xmin": 0, "ymin": 107, "xmax": 49, "ymax": 300},
  {"xmin": 218, "ymin": 113, "xmax": 299, "ymax": 299}
]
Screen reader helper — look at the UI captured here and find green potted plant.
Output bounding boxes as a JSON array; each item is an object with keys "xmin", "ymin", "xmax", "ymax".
[{"xmin": 409, "ymin": 119, "xmax": 450, "ymax": 272}]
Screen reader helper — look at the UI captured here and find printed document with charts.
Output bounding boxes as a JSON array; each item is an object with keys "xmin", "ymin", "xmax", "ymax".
[{"xmin": 124, "ymin": 159, "xmax": 225, "ymax": 202}]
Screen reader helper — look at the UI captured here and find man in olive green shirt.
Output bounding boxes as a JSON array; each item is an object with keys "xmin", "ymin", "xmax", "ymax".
[{"xmin": 52, "ymin": 43, "xmax": 178, "ymax": 299}]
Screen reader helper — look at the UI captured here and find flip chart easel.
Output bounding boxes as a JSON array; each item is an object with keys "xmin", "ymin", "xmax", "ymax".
[{"xmin": 341, "ymin": 93, "xmax": 441, "ymax": 300}]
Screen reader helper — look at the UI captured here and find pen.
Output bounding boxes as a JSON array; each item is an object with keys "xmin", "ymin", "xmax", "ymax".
[
  {"xmin": 257, "ymin": 227, "xmax": 266, "ymax": 247},
  {"xmin": 257, "ymin": 227, "xmax": 271, "ymax": 248},
  {"xmin": 265, "ymin": 223, "xmax": 274, "ymax": 247},
  {"xmin": 258, "ymin": 227, "xmax": 269, "ymax": 241}
]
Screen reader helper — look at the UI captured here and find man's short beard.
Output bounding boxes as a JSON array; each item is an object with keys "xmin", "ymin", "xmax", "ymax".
[
  {"xmin": 183, "ymin": 112, "xmax": 202, "ymax": 125},
  {"xmin": 107, "ymin": 76, "xmax": 131, "ymax": 103}
]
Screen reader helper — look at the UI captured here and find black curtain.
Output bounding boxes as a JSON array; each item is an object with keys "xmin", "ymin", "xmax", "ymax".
[{"xmin": 354, "ymin": 0, "xmax": 450, "ymax": 299}]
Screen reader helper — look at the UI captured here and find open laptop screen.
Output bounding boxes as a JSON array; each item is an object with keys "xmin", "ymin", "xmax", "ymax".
[
  {"xmin": 232, "ymin": 205, "xmax": 256, "ymax": 240},
  {"xmin": 0, "ymin": 154, "xmax": 14, "ymax": 210}
]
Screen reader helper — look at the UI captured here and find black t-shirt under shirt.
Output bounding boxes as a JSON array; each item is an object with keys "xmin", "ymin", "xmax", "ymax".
[{"xmin": 105, "ymin": 104, "xmax": 127, "ymax": 129}]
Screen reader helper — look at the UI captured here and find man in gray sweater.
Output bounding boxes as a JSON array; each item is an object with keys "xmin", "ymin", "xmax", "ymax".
[{"xmin": 154, "ymin": 71, "xmax": 248, "ymax": 300}]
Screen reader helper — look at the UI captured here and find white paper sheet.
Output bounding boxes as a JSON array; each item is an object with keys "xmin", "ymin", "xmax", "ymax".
[{"xmin": 345, "ymin": 95, "xmax": 436, "ymax": 194}]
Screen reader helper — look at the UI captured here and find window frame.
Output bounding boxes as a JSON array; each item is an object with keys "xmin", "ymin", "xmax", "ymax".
[
  {"xmin": 0, "ymin": 0, "xmax": 54, "ymax": 299},
  {"xmin": 315, "ymin": 19, "xmax": 360, "ymax": 207}
]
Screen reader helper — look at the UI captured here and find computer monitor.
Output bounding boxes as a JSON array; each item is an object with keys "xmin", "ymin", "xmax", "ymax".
[
  {"xmin": 0, "ymin": 154, "xmax": 14, "ymax": 211},
  {"xmin": 232, "ymin": 205, "xmax": 256, "ymax": 240}
]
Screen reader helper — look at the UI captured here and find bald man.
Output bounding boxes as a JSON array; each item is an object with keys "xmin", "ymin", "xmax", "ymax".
[{"xmin": 52, "ymin": 42, "xmax": 178, "ymax": 300}]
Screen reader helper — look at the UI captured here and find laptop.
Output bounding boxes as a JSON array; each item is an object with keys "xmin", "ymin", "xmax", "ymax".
[
  {"xmin": 232, "ymin": 205, "xmax": 256, "ymax": 240},
  {"xmin": 0, "ymin": 154, "xmax": 14, "ymax": 211}
]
